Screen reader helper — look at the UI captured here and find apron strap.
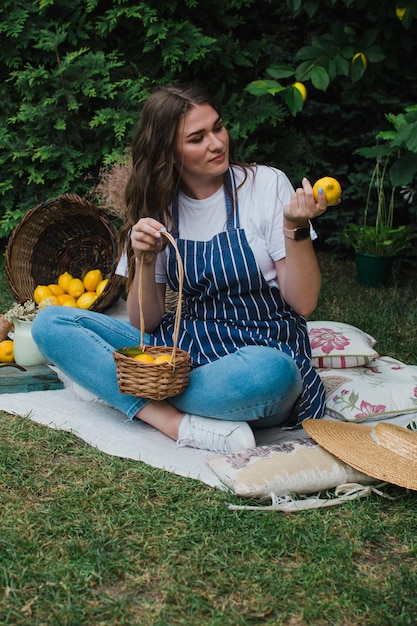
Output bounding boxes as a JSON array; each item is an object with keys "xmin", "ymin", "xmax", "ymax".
[{"xmin": 223, "ymin": 167, "xmax": 240, "ymax": 230}]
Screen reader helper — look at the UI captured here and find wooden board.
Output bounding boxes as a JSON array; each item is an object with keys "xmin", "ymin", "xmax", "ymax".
[{"xmin": 0, "ymin": 363, "xmax": 64, "ymax": 393}]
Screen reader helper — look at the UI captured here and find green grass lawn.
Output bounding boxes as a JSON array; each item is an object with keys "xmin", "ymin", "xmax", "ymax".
[{"xmin": 1, "ymin": 248, "xmax": 417, "ymax": 625}]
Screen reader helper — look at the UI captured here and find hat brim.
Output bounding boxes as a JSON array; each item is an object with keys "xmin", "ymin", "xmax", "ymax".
[{"xmin": 303, "ymin": 419, "xmax": 417, "ymax": 491}]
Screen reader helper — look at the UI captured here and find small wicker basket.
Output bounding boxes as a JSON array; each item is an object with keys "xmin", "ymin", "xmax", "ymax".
[
  {"xmin": 113, "ymin": 231, "xmax": 191, "ymax": 401},
  {"xmin": 5, "ymin": 194, "xmax": 125, "ymax": 313}
]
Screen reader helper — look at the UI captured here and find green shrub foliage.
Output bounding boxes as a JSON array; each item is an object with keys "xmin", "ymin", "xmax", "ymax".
[
  {"xmin": 0, "ymin": 0, "xmax": 291, "ymax": 236},
  {"xmin": 0, "ymin": 0, "xmax": 416, "ymax": 257}
]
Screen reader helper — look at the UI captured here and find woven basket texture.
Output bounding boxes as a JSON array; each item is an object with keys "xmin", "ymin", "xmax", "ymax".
[
  {"xmin": 165, "ymin": 285, "xmax": 180, "ymax": 312},
  {"xmin": 5, "ymin": 194, "xmax": 126, "ymax": 313},
  {"xmin": 114, "ymin": 345, "xmax": 191, "ymax": 401}
]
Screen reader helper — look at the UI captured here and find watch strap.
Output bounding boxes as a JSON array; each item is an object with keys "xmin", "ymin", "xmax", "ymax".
[{"xmin": 283, "ymin": 225, "xmax": 310, "ymax": 241}]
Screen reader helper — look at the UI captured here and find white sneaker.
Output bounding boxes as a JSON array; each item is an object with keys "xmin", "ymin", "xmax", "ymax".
[{"xmin": 177, "ymin": 414, "xmax": 256, "ymax": 454}]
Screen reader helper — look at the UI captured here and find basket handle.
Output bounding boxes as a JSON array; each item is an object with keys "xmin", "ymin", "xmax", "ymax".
[{"xmin": 138, "ymin": 230, "xmax": 184, "ymax": 362}]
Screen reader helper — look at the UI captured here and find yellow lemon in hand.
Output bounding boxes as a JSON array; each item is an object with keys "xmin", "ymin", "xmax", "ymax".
[
  {"xmin": 133, "ymin": 353, "xmax": 155, "ymax": 363},
  {"xmin": 0, "ymin": 339, "xmax": 14, "ymax": 363},
  {"xmin": 313, "ymin": 177, "xmax": 342, "ymax": 206}
]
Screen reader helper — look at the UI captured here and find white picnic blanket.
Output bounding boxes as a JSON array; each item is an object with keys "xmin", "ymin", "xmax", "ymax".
[
  {"xmin": 0, "ymin": 377, "xmax": 321, "ymax": 488},
  {"xmin": 0, "ymin": 374, "xmax": 415, "ymax": 490},
  {"xmin": 1, "ymin": 300, "xmax": 415, "ymax": 491}
]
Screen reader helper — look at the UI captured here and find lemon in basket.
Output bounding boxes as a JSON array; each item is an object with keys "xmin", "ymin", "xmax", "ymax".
[
  {"xmin": 83, "ymin": 269, "xmax": 103, "ymax": 292},
  {"xmin": 57, "ymin": 294, "xmax": 77, "ymax": 305},
  {"xmin": 154, "ymin": 354, "xmax": 173, "ymax": 364},
  {"xmin": 134, "ymin": 353, "xmax": 155, "ymax": 363},
  {"xmin": 48, "ymin": 283, "xmax": 65, "ymax": 296},
  {"xmin": 96, "ymin": 278, "xmax": 109, "ymax": 296},
  {"xmin": 77, "ymin": 292, "xmax": 98, "ymax": 310},
  {"xmin": 33, "ymin": 285, "xmax": 53, "ymax": 304},
  {"xmin": 58, "ymin": 272, "xmax": 73, "ymax": 292},
  {"xmin": 67, "ymin": 278, "xmax": 85, "ymax": 299}
]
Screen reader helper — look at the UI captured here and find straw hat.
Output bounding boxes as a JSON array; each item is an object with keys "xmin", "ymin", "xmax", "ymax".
[{"xmin": 303, "ymin": 419, "xmax": 417, "ymax": 490}]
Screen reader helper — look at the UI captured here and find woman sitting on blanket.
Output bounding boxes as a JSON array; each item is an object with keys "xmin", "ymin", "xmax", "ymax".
[{"xmin": 33, "ymin": 83, "xmax": 329, "ymax": 455}]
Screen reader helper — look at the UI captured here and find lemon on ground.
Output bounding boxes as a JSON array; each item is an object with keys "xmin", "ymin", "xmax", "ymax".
[
  {"xmin": 77, "ymin": 291, "xmax": 98, "ymax": 310},
  {"xmin": 34, "ymin": 285, "xmax": 53, "ymax": 304},
  {"xmin": 154, "ymin": 354, "xmax": 173, "ymax": 364},
  {"xmin": 58, "ymin": 271, "xmax": 73, "ymax": 292},
  {"xmin": 352, "ymin": 52, "xmax": 368, "ymax": 70},
  {"xmin": 67, "ymin": 277, "xmax": 85, "ymax": 299},
  {"xmin": 57, "ymin": 293, "xmax": 77, "ymax": 305},
  {"xmin": 83, "ymin": 269, "xmax": 104, "ymax": 292},
  {"xmin": 133, "ymin": 353, "xmax": 155, "ymax": 363},
  {"xmin": 96, "ymin": 278, "xmax": 109, "ymax": 297},
  {"xmin": 293, "ymin": 82, "xmax": 307, "ymax": 102},
  {"xmin": 0, "ymin": 339, "xmax": 14, "ymax": 363},
  {"xmin": 313, "ymin": 177, "xmax": 342, "ymax": 206},
  {"xmin": 48, "ymin": 283, "xmax": 65, "ymax": 296}
]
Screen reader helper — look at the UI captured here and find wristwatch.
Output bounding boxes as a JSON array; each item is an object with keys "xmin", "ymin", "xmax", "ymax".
[{"xmin": 283, "ymin": 225, "xmax": 310, "ymax": 241}]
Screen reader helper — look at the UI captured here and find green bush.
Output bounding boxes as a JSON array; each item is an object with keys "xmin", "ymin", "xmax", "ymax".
[
  {"xmin": 0, "ymin": 0, "xmax": 416, "ymax": 266},
  {"xmin": 0, "ymin": 0, "xmax": 291, "ymax": 238}
]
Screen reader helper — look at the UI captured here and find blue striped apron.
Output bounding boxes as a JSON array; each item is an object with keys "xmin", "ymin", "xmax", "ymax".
[{"xmin": 152, "ymin": 168, "xmax": 326, "ymax": 424}]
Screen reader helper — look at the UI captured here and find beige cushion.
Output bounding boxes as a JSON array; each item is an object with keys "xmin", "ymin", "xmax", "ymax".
[
  {"xmin": 308, "ymin": 320, "xmax": 378, "ymax": 368},
  {"xmin": 206, "ymin": 437, "xmax": 375, "ymax": 498}
]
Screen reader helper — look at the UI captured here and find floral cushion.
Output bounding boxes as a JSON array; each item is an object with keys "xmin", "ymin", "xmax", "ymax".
[
  {"xmin": 206, "ymin": 437, "xmax": 375, "ymax": 498},
  {"xmin": 318, "ymin": 356, "xmax": 417, "ymax": 421},
  {"xmin": 307, "ymin": 321, "xmax": 379, "ymax": 368}
]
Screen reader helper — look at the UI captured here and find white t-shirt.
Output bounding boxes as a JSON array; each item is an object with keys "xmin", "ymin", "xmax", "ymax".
[{"xmin": 116, "ymin": 165, "xmax": 317, "ymax": 288}]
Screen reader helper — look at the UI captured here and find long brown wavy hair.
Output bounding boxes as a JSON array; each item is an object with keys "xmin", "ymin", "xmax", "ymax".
[
  {"xmin": 120, "ymin": 84, "xmax": 218, "ymax": 284},
  {"xmin": 120, "ymin": 83, "xmax": 250, "ymax": 286}
]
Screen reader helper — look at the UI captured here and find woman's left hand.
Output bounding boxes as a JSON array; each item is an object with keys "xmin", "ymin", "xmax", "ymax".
[{"xmin": 284, "ymin": 177, "xmax": 328, "ymax": 226}]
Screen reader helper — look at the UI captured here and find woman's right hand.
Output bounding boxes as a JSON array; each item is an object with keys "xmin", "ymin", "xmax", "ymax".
[
  {"xmin": 127, "ymin": 218, "xmax": 167, "ymax": 329},
  {"xmin": 130, "ymin": 218, "xmax": 167, "ymax": 262}
]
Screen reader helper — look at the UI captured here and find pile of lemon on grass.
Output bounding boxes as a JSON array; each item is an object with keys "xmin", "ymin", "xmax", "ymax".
[{"xmin": 34, "ymin": 269, "xmax": 108, "ymax": 310}]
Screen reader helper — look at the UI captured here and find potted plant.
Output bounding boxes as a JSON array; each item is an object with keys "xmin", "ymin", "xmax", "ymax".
[
  {"xmin": 342, "ymin": 156, "xmax": 416, "ymax": 287},
  {"xmin": 4, "ymin": 300, "xmax": 47, "ymax": 366}
]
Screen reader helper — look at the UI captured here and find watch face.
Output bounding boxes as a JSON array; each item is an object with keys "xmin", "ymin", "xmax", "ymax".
[{"xmin": 294, "ymin": 227, "xmax": 310, "ymax": 240}]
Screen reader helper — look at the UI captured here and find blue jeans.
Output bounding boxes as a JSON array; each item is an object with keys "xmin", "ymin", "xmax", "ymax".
[{"xmin": 32, "ymin": 307, "xmax": 302, "ymax": 426}]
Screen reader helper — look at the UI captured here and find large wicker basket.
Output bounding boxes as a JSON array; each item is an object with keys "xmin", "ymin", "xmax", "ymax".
[
  {"xmin": 5, "ymin": 193, "xmax": 126, "ymax": 313},
  {"xmin": 114, "ymin": 231, "xmax": 191, "ymax": 401}
]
